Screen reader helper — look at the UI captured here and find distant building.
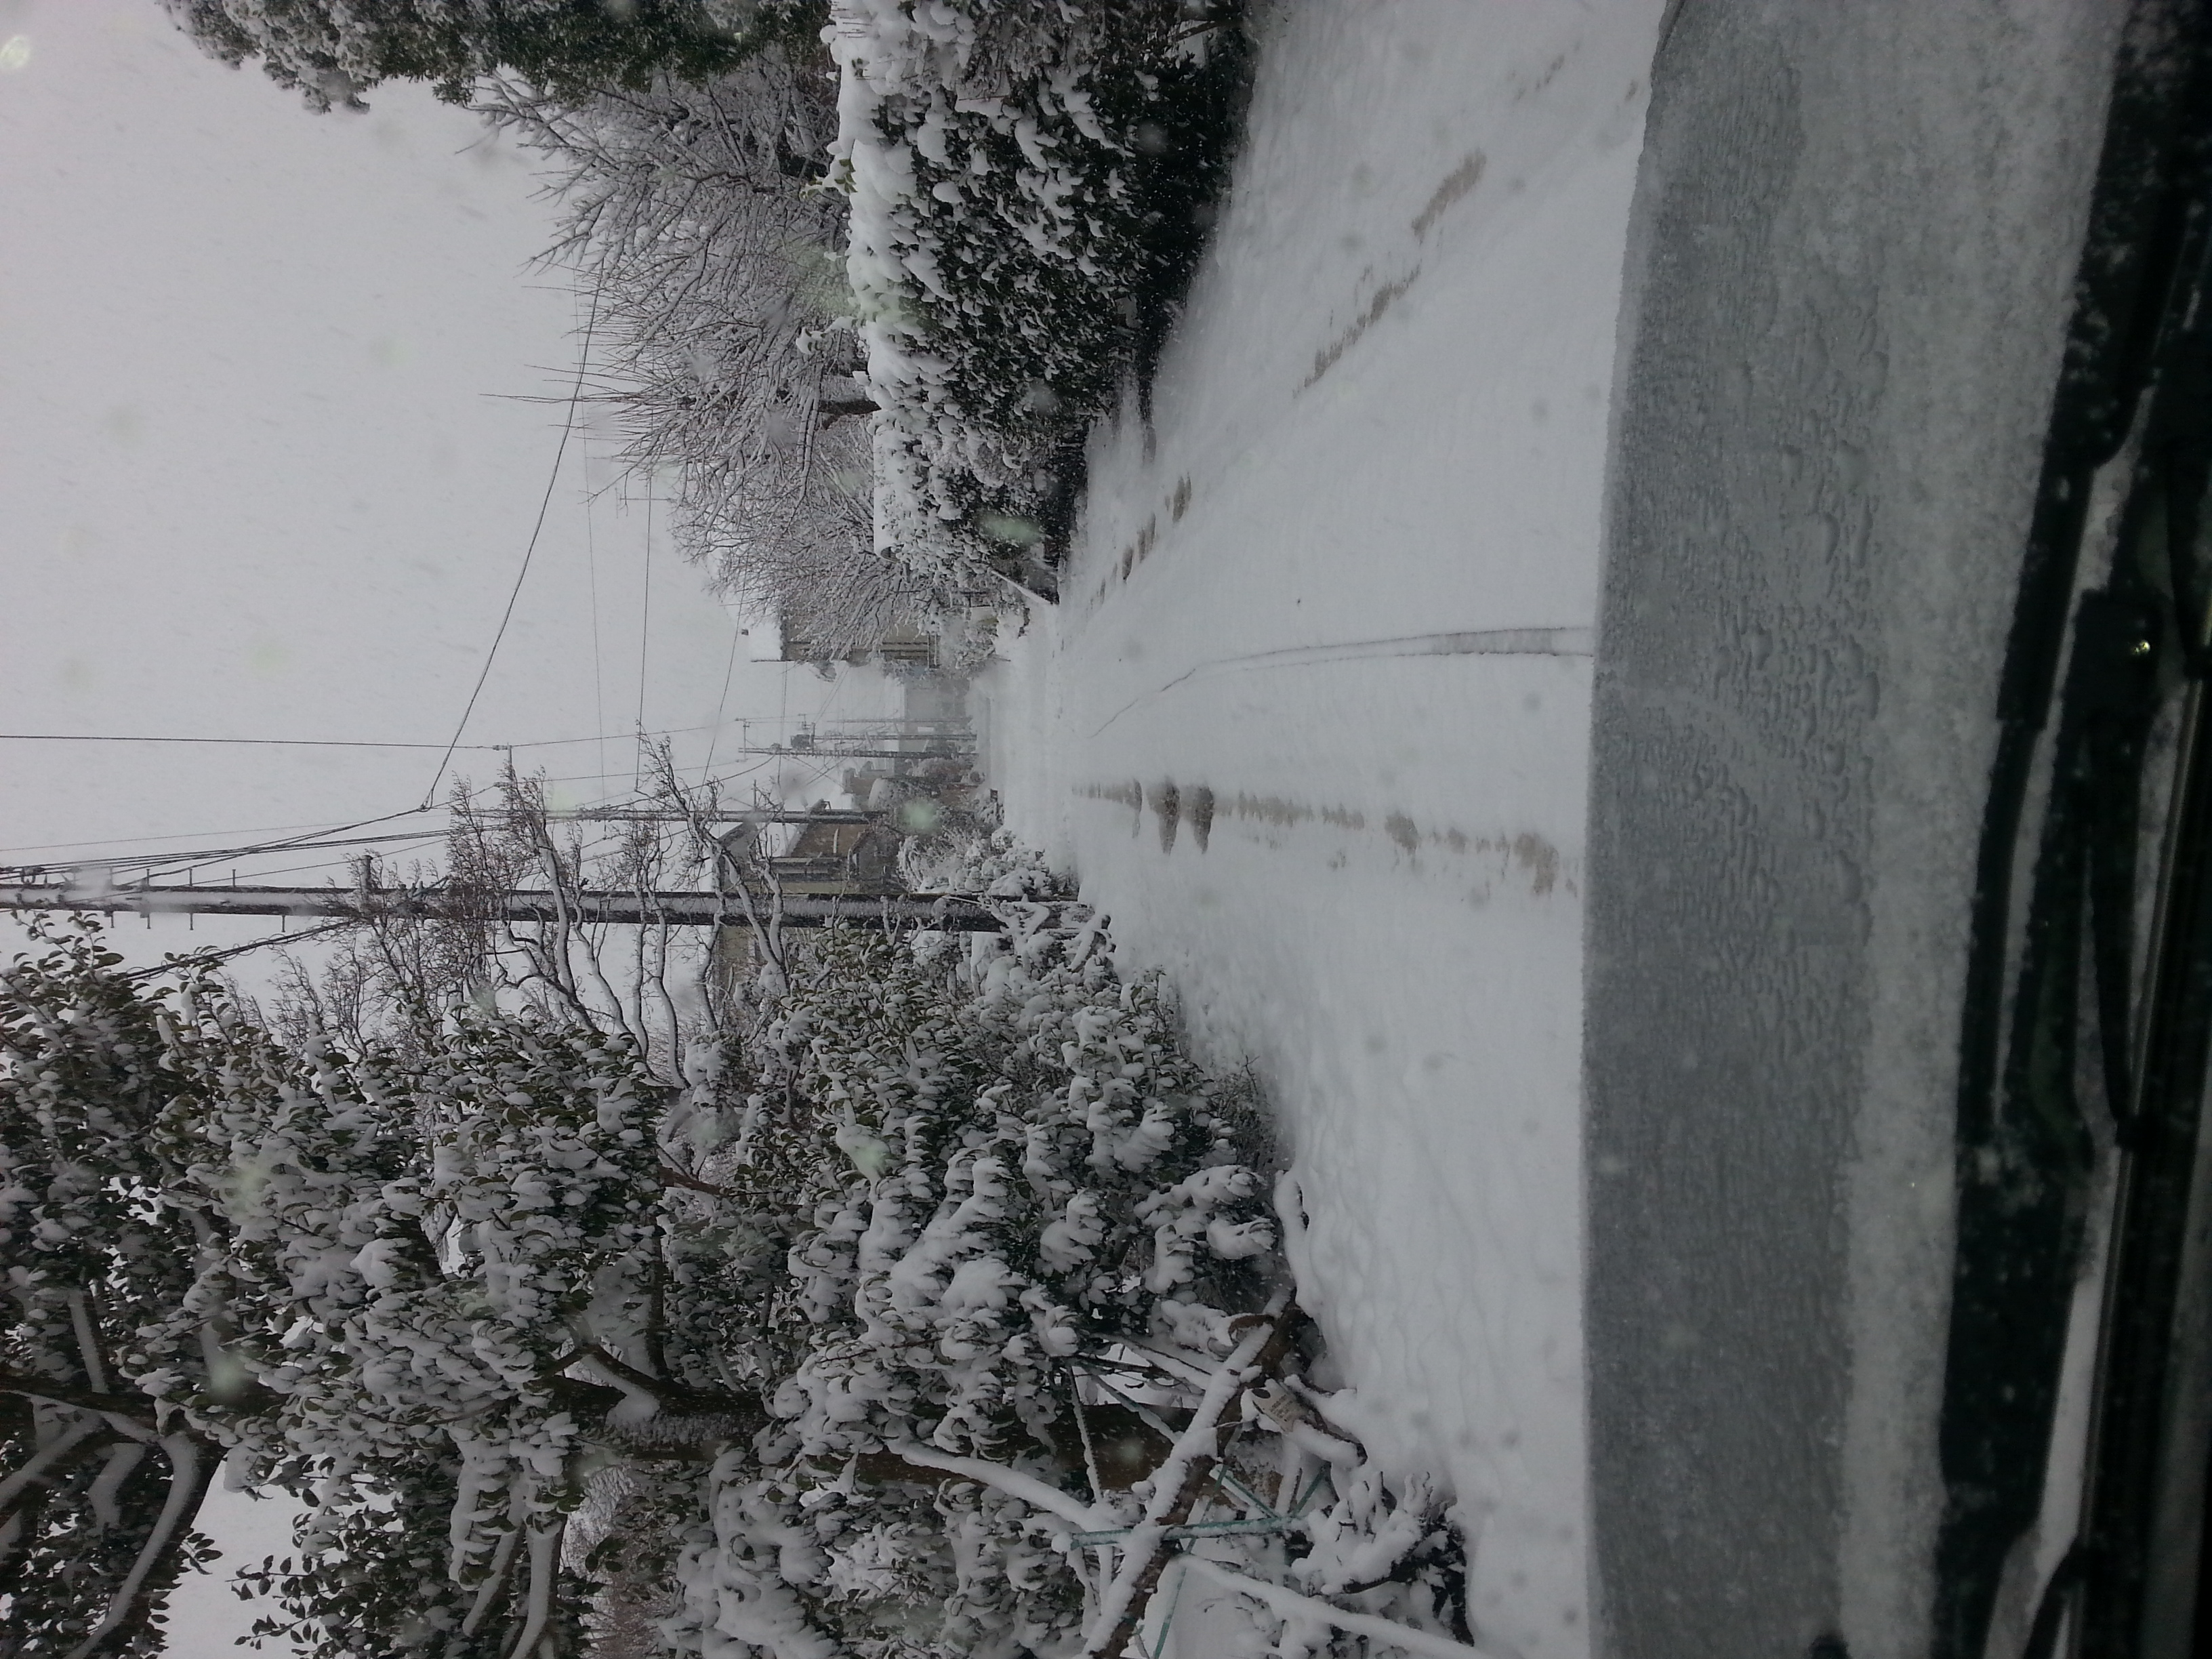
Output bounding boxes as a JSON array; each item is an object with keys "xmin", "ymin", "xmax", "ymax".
[
  {"xmin": 770, "ymin": 615, "xmax": 941, "ymax": 669},
  {"xmin": 716, "ymin": 815, "xmax": 901, "ymax": 901}
]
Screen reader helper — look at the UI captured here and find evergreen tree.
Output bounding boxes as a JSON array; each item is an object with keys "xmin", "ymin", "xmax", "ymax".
[
  {"xmin": 160, "ymin": 1, "xmax": 829, "ymax": 109},
  {"xmin": 0, "ymin": 922, "xmax": 258, "ymax": 1659},
  {"xmin": 4, "ymin": 857, "xmax": 1456, "ymax": 1656}
]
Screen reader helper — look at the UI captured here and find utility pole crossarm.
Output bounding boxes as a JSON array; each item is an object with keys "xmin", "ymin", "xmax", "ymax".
[{"xmin": 0, "ymin": 885, "xmax": 1016, "ymax": 932}]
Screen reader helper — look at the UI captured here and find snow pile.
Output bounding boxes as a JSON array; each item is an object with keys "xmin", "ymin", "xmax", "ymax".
[{"xmin": 825, "ymin": 0, "xmax": 1242, "ymax": 592}]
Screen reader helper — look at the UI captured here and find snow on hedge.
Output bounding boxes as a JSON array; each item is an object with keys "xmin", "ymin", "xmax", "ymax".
[{"xmin": 825, "ymin": 0, "xmax": 1242, "ymax": 593}]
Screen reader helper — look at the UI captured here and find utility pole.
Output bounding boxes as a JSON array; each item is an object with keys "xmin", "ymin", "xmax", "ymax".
[
  {"xmin": 718, "ymin": 745, "xmax": 973, "ymax": 763},
  {"xmin": 1, "ymin": 884, "xmax": 1019, "ymax": 933},
  {"xmin": 552, "ymin": 809, "xmax": 886, "ymax": 826}
]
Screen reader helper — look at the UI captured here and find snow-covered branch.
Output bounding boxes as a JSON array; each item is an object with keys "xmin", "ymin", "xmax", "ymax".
[
  {"xmin": 877, "ymin": 1439, "xmax": 1109, "ymax": 1531},
  {"xmin": 1078, "ymin": 1303, "xmax": 1287, "ymax": 1658},
  {"xmin": 1174, "ymin": 1553, "xmax": 1496, "ymax": 1659}
]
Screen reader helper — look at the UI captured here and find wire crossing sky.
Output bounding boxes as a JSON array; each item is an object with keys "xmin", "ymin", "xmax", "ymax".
[{"xmin": 0, "ymin": 0, "xmax": 902, "ymax": 983}]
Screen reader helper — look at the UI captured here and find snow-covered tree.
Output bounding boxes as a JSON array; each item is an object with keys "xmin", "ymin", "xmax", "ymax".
[
  {"xmin": 194, "ymin": 1006, "xmax": 738, "ymax": 1658},
  {"xmin": 9, "ymin": 835, "xmax": 1467, "ymax": 1658},
  {"xmin": 275, "ymin": 762, "xmax": 740, "ymax": 1083},
  {"xmin": 161, "ymin": 1, "xmax": 829, "ymax": 110},
  {"xmin": 0, "ymin": 914, "xmax": 737, "ymax": 1659},
  {"xmin": 216, "ymin": 907, "xmax": 1312, "ymax": 1659},
  {"xmin": 651, "ymin": 915, "xmax": 1292, "ymax": 1657},
  {"xmin": 0, "ymin": 922, "xmax": 258, "ymax": 1659},
  {"xmin": 477, "ymin": 53, "xmax": 943, "ymax": 659}
]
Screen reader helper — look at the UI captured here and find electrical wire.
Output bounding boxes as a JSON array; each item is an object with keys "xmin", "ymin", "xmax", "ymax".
[
  {"xmin": 140, "ymin": 838, "xmax": 449, "ymax": 888},
  {"xmin": 581, "ymin": 414, "xmax": 610, "ymax": 795},
  {"xmin": 0, "ymin": 734, "xmax": 508, "ymax": 752},
  {"xmin": 0, "ymin": 716, "xmax": 768, "ymax": 870},
  {"xmin": 0, "ymin": 718, "xmax": 737, "ymax": 758},
  {"xmin": 114, "ymin": 920, "xmax": 355, "ymax": 983},
  {"xmin": 0, "ymin": 817, "xmax": 395, "ymax": 857},
  {"xmin": 636, "ymin": 484, "xmax": 654, "ymax": 790},
  {"xmin": 701, "ymin": 619, "xmax": 745, "ymax": 779},
  {"xmin": 1, "ymin": 798, "xmax": 493, "ymax": 884},
  {"xmin": 7, "ymin": 714, "xmax": 799, "ymax": 885},
  {"xmin": 423, "ymin": 275, "xmax": 605, "ymax": 807}
]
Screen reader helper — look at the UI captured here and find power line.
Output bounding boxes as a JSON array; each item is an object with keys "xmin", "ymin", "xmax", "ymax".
[
  {"xmin": 423, "ymin": 274, "xmax": 605, "ymax": 807},
  {"xmin": 0, "ymin": 721, "xmax": 762, "ymax": 865},
  {"xmin": 150, "ymin": 800, "xmax": 472, "ymax": 871},
  {"xmin": 5, "ymin": 885, "xmax": 1013, "ymax": 933},
  {"xmin": 1, "ymin": 825, "xmax": 463, "ymax": 884},
  {"xmin": 701, "ymin": 619, "xmax": 745, "ymax": 778},
  {"xmin": 636, "ymin": 484, "xmax": 654, "ymax": 790},
  {"xmin": 512, "ymin": 719, "xmax": 731, "ymax": 751},
  {"xmin": 0, "ymin": 718, "xmax": 748, "ymax": 756},
  {"xmin": 0, "ymin": 733, "xmax": 508, "ymax": 752},
  {"xmin": 1, "ymin": 794, "xmax": 498, "ymax": 882},
  {"xmin": 146, "ymin": 838, "xmax": 448, "ymax": 888},
  {"xmin": 581, "ymin": 407, "xmax": 609, "ymax": 795},
  {"xmin": 0, "ymin": 813, "xmax": 441, "ymax": 858},
  {"xmin": 114, "ymin": 920, "xmax": 356, "ymax": 983}
]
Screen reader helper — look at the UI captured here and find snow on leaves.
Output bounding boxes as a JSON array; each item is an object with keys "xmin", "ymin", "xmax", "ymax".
[
  {"xmin": 827, "ymin": 0, "xmax": 1246, "ymax": 593},
  {"xmin": 7, "ymin": 900, "xmax": 1468, "ymax": 1659}
]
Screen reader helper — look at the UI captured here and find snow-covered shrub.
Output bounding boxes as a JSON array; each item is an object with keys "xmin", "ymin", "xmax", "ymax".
[
  {"xmin": 663, "ymin": 914, "xmax": 1279, "ymax": 1656},
  {"xmin": 829, "ymin": 1, "xmax": 1248, "ymax": 592},
  {"xmin": 897, "ymin": 822, "xmax": 1069, "ymax": 901}
]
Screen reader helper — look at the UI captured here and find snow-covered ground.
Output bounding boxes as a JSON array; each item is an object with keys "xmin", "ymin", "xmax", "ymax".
[
  {"xmin": 977, "ymin": 7, "xmax": 1669, "ymax": 1656},
  {"xmin": 979, "ymin": 3, "xmax": 2140, "ymax": 1656}
]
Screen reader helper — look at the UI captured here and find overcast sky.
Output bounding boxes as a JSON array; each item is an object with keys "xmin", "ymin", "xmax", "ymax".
[
  {"xmin": 0, "ymin": 3, "xmax": 901, "ymax": 1645},
  {"xmin": 0, "ymin": 0, "xmax": 893, "ymax": 975}
]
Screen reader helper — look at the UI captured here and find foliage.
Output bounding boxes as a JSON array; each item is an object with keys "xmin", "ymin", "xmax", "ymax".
[
  {"xmin": 199, "ymin": 1008, "xmax": 695, "ymax": 1658},
  {"xmin": 161, "ymin": 0, "xmax": 830, "ymax": 110},
  {"xmin": 829, "ymin": 0, "xmax": 1250, "ymax": 594},
  {"xmin": 4, "ymin": 822, "xmax": 1462, "ymax": 1658},
  {"xmin": 0, "ymin": 921, "xmax": 244, "ymax": 1659},
  {"xmin": 663, "ymin": 917, "xmax": 1277, "ymax": 1656},
  {"xmin": 897, "ymin": 822, "xmax": 1069, "ymax": 902}
]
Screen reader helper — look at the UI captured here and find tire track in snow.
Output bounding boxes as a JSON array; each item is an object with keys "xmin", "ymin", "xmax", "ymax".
[
  {"xmin": 1076, "ymin": 779, "xmax": 1570, "ymax": 896},
  {"xmin": 1086, "ymin": 625, "xmax": 1594, "ymax": 739}
]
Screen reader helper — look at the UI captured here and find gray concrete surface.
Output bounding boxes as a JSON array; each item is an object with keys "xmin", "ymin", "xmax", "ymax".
[{"xmin": 1584, "ymin": 4, "xmax": 2126, "ymax": 1655}]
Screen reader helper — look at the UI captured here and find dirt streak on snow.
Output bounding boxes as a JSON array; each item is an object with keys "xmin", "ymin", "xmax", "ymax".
[{"xmin": 975, "ymin": 7, "xmax": 1668, "ymax": 1658}]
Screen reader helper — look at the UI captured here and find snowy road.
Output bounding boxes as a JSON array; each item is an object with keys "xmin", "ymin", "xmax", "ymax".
[{"xmin": 980, "ymin": 7, "xmax": 1667, "ymax": 1658}]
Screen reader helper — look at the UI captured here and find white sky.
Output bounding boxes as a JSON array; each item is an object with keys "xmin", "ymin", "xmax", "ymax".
[
  {"xmin": 0, "ymin": 0, "xmax": 895, "ymax": 975},
  {"xmin": 0, "ymin": 1, "xmax": 899, "ymax": 1647}
]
